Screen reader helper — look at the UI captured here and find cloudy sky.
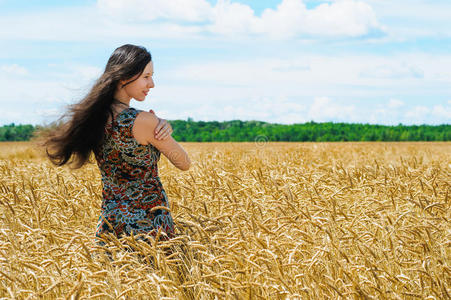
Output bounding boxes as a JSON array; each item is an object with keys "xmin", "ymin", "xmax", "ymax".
[{"xmin": 1, "ymin": 0, "xmax": 450, "ymax": 126}]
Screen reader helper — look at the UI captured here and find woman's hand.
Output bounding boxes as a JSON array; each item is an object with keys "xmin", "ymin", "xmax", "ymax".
[{"xmin": 149, "ymin": 109, "xmax": 173, "ymax": 140}]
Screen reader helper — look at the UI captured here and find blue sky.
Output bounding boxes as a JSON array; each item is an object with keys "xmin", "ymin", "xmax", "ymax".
[{"xmin": 0, "ymin": 0, "xmax": 450, "ymax": 126}]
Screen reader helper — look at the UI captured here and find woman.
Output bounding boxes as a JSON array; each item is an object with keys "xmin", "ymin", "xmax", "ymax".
[{"xmin": 43, "ymin": 44, "xmax": 190, "ymax": 248}]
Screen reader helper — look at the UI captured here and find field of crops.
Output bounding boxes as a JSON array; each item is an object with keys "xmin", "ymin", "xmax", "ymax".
[{"xmin": 0, "ymin": 141, "xmax": 450, "ymax": 299}]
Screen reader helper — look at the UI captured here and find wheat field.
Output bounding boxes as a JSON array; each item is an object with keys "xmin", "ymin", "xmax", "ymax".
[{"xmin": 0, "ymin": 141, "xmax": 450, "ymax": 299}]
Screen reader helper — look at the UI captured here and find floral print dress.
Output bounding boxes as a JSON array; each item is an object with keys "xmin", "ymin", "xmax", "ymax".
[{"xmin": 94, "ymin": 107, "xmax": 175, "ymax": 244}]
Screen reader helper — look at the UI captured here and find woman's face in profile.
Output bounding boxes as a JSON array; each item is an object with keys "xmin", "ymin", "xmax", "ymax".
[{"xmin": 121, "ymin": 61, "xmax": 155, "ymax": 101}]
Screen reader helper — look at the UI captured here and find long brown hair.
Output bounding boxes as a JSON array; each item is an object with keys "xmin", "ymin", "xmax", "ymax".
[{"xmin": 40, "ymin": 44, "xmax": 151, "ymax": 169}]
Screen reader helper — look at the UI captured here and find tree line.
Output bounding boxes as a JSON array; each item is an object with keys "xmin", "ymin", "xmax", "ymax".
[
  {"xmin": 0, "ymin": 120, "xmax": 450, "ymax": 142},
  {"xmin": 170, "ymin": 119, "xmax": 451, "ymax": 142}
]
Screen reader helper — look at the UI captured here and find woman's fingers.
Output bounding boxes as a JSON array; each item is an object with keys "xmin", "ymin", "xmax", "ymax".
[
  {"xmin": 157, "ymin": 131, "xmax": 168, "ymax": 140},
  {"xmin": 154, "ymin": 118, "xmax": 163, "ymax": 136},
  {"xmin": 150, "ymin": 109, "xmax": 166, "ymax": 138},
  {"xmin": 155, "ymin": 119, "xmax": 173, "ymax": 140},
  {"xmin": 157, "ymin": 127, "xmax": 172, "ymax": 140},
  {"xmin": 150, "ymin": 109, "xmax": 173, "ymax": 140}
]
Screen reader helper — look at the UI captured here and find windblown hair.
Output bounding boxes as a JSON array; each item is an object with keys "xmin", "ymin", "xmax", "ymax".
[{"xmin": 41, "ymin": 44, "xmax": 151, "ymax": 169}]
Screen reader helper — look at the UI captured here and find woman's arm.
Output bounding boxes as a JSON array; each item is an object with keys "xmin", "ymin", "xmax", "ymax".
[
  {"xmin": 132, "ymin": 111, "xmax": 191, "ymax": 171},
  {"xmin": 149, "ymin": 109, "xmax": 172, "ymax": 141}
]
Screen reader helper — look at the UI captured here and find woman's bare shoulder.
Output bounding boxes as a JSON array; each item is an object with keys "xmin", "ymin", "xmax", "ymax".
[
  {"xmin": 134, "ymin": 110, "xmax": 158, "ymax": 128},
  {"xmin": 132, "ymin": 110, "xmax": 159, "ymax": 145}
]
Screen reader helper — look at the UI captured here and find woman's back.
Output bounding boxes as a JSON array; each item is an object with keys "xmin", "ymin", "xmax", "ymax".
[{"xmin": 94, "ymin": 106, "xmax": 175, "ymax": 243}]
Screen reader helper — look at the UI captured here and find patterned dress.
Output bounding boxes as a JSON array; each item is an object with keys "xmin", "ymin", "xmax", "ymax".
[{"xmin": 94, "ymin": 107, "xmax": 175, "ymax": 245}]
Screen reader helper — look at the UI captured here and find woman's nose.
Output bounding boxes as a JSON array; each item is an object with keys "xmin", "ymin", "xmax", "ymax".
[{"xmin": 148, "ymin": 78, "xmax": 155, "ymax": 88}]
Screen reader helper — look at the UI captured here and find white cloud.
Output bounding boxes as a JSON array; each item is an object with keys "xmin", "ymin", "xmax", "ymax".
[
  {"xmin": 209, "ymin": 0, "xmax": 382, "ymax": 38},
  {"xmin": 431, "ymin": 104, "xmax": 451, "ymax": 120},
  {"xmin": 222, "ymin": 0, "xmax": 382, "ymax": 38},
  {"xmin": 164, "ymin": 53, "xmax": 451, "ymax": 95},
  {"xmin": 2, "ymin": 0, "xmax": 451, "ymax": 43},
  {"xmin": 2, "ymin": 51, "xmax": 451, "ymax": 126},
  {"xmin": 360, "ymin": 63, "xmax": 424, "ymax": 79},
  {"xmin": 405, "ymin": 106, "xmax": 430, "ymax": 123},
  {"xmin": 272, "ymin": 60, "xmax": 310, "ymax": 72},
  {"xmin": 207, "ymin": 0, "xmax": 257, "ymax": 36},
  {"xmin": 0, "ymin": 62, "xmax": 107, "ymax": 126},
  {"xmin": 367, "ymin": 99, "xmax": 405, "ymax": 125},
  {"xmin": 365, "ymin": 0, "xmax": 451, "ymax": 38},
  {"xmin": 297, "ymin": 0, "xmax": 381, "ymax": 37},
  {"xmin": 0, "ymin": 64, "xmax": 29, "ymax": 76},
  {"xmin": 69, "ymin": 65, "xmax": 103, "ymax": 82},
  {"xmin": 388, "ymin": 99, "xmax": 404, "ymax": 109},
  {"xmin": 368, "ymin": 100, "xmax": 450, "ymax": 125},
  {"xmin": 95, "ymin": 0, "xmax": 383, "ymax": 39},
  {"xmin": 0, "ymin": 0, "xmax": 386, "ymax": 42},
  {"xmin": 149, "ymin": 94, "xmax": 307, "ymax": 124},
  {"xmin": 0, "ymin": 6, "xmax": 205, "ymax": 41},
  {"xmin": 398, "ymin": 102, "xmax": 450, "ymax": 124},
  {"xmin": 97, "ymin": 0, "xmax": 213, "ymax": 22},
  {"xmin": 308, "ymin": 97, "xmax": 356, "ymax": 122}
]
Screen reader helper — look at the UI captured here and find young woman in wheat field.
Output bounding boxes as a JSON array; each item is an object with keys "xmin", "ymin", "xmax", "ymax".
[{"xmin": 42, "ymin": 44, "xmax": 191, "ymax": 251}]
